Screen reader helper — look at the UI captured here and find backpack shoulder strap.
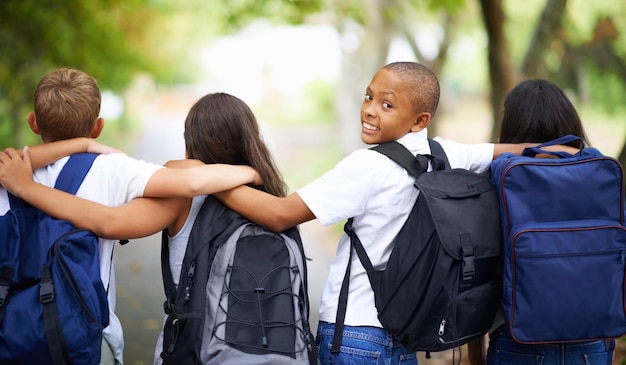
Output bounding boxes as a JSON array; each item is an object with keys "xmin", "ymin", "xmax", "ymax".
[
  {"xmin": 370, "ymin": 141, "xmax": 427, "ymax": 178},
  {"xmin": 54, "ymin": 153, "xmax": 98, "ymax": 194},
  {"xmin": 161, "ymin": 196, "xmax": 236, "ymax": 310},
  {"xmin": 8, "ymin": 153, "xmax": 97, "ymax": 209},
  {"xmin": 427, "ymin": 138, "xmax": 451, "ymax": 170},
  {"xmin": 161, "ymin": 229, "xmax": 176, "ymax": 315},
  {"xmin": 41, "ymin": 153, "xmax": 97, "ymax": 365},
  {"xmin": 371, "ymin": 139, "xmax": 450, "ymax": 178}
]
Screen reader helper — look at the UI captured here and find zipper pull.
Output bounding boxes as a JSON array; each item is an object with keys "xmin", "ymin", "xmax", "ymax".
[
  {"xmin": 183, "ymin": 262, "xmax": 196, "ymax": 302},
  {"xmin": 438, "ymin": 319, "xmax": 446, "ymax": 336},
  {"xmin": 167, "ymin": 318, "xmax": 179, "ymax": 353}
]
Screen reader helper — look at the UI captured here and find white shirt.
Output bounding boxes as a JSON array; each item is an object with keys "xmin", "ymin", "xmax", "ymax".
[
  {"xmin": 0, "ymin": 153, "xmax": 162, "ymax": 365},
  {"xmin": 297, "ymin": 129, "xmax": 494, "ymax": 327}
]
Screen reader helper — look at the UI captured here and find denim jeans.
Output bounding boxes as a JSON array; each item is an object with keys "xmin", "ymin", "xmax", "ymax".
[
  {"xmin": 486, "ymin": 325, "xmax": 614, "ymax": 365},
  {"xmin": 316, "ymin": 321, "xmax": 418, "ymax": 365}
]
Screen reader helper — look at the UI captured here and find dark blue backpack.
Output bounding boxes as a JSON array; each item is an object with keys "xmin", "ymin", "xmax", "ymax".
[
  {"xmin": 0, "ymin": 153, "xmax": 109, "ymax": 365},
  {"xmin": 491, "ymin": 135, "xmax": 626, "ymax": 343}
]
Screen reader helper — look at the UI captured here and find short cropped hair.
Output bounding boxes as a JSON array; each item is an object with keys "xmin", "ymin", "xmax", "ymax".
[
  {"xmin": 383, "ymin": 62, "xmax": 440, "ymax": 117},
  {"xmin": 34, "ymin": 67, "xmax": 101, "ymax": 142}
]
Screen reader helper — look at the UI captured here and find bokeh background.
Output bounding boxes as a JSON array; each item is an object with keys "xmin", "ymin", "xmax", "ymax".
[{"xmin": 1, "ymin": 1, "xmax": 625, "ymax": 364}]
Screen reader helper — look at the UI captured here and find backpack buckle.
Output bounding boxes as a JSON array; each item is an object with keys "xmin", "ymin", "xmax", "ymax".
[
  {"xmin": 0, "ymin": 267, "xmax": 13, "ymax": 308},
  {"xmin": 39, "ymin": 281, "xmax": 55, "ymax": 304},
  {"xmin": 460, "ymin": 233, "xmax": 475, "ymax": 286},
  {"xmin": 0, "ymin": 284, "xmax": 8, "ymax": 308},
  {"xmin": 462, "ymin": 255, "xmax": 475, "ymax": 284}
]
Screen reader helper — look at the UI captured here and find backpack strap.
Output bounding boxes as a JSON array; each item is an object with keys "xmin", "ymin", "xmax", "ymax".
[
  {"xmin": 331, "ymin": 220, "xmax": 354, "ymax": 353},
  {"xmin": 427, "ymin": 138, "xmax": 451, "ymax": 170},
  {"xmin": 39, "ymin": 153, "xmax": 97, "ymax": 365},
  {"xmin": 161, "ymin": 230, "xmax": 176, "ymax": 320},
  {"xmin": 371, "ymin": 142, "xmax": 428, "ymax": 177},
  {"xmin": 331, "ymin": 218, "xmax": 378, "ymax": 353},
  {"xmin": 370, "ymin": 139, "xmax": 450, "ymax": 179},
  {"xmin": 8, "ymin": 153, "xmax": 97, "ymax": 209},
  {"xmin": 40, "ymin": 265, "xmax": 70, "ymax": 365},
  {"xmin": 54, "ymin": 153, "xmax": 98, "ymax": 193},
  {"xmin": 332, "ymin": 139, "xmax": 449, "ymax": 352}
]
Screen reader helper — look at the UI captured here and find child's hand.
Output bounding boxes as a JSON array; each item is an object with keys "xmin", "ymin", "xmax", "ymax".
[
  {"xmin": 87, "ymin": 140, "xmax": 124, "ymax": 155},
  {"xmin": 0, "ymin": 147, "xmax": 37, "ymax": 197}
]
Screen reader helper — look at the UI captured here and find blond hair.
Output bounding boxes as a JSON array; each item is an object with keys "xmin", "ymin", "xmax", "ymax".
[{"xmin": 34, "ymin": 67, "xmax": 101, "ymax": 142}]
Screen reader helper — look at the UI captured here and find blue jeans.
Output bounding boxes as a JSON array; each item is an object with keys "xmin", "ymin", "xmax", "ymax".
[
  {"xmin": 316, "ymin": 321, "xmax": 418, "ymax": 365},
  {"xmin": 486, "ymin": 325, "xmax": 614, "ymax": 365}
]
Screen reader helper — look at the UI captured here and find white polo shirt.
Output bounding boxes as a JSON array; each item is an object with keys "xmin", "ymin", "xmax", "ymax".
[
  {"xmin": 297, "ymin": 129, "xmax": 494, "ymax": 328},
  {"xmin": 0, "ymin": 153, "xmax": 162, "ymax": 365}
]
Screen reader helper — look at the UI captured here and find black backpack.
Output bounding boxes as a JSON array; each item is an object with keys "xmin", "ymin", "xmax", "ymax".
[
  {"xmin": 159, "ymin": 195, "xmax": 317, "ymax": 365},
  {"xmin": 332, "ymin": 140, "xmax": 502, "ymax": 356}
]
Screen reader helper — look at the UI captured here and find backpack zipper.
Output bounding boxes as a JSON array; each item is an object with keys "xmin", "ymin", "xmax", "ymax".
[{"xmin": 183, "ymin": 261, "xmax": 196, "ymax": 302}]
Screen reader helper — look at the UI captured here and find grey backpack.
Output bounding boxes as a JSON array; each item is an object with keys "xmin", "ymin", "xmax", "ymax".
[{"xmin": 159, "ymin": 195, "xmax": 317, "ymax": 365}]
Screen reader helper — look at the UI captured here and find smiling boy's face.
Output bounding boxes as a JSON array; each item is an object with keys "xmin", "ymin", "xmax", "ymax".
[{"xmin": 360, "ymin": 68, "xmax": 430, "ymax": 145}]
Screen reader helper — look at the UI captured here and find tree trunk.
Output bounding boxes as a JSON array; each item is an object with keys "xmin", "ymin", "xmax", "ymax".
[
  {"xmin": 398, "ymin": 12, "xmax": 454, "ymax": 139},
  {"xmin": 479, "ymin": 0, "xmax": 514, "ymax": 142},
  {"xmin": 336, "ymin": 0, "xmax": 392, "ymax": 155},
  {"xmin": 521, "ymin": 0, "xmax": 568, "ymax": 78}
]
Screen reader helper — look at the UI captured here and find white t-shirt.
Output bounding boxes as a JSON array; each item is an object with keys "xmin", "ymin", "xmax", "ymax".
[
  {"xmin": 0, "ymin": 153, "xmax": 162, "ymax": 365},
  {"xmin": 297, "ymin": 129, "xmax": 494, "ymax": 328}
]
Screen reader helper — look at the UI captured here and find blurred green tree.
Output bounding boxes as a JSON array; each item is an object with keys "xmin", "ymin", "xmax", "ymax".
[
  {"xmin": 479, "ymin": 0, "xmax": 626, "ymax": 165},
  {"xmin": 0, "ymin": 0, "xmax": 198, "ymax": 147},
  {"xmin": 181, "ymin": 0, "xmax": 626, "ymax": 164}
]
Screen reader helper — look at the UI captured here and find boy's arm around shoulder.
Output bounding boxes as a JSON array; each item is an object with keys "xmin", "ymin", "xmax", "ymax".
[
  {"xmin": 142, "ymin": 159, "xmax": 262, "ymax": 198},
  {"xmin": 0, "ymin": 147, "xmax": 182, "ymax": 239},
  {"xmin": 215, "ymin": 186, "xmax": 315, "ymax": 233},
  {"xmin": 19, "ymin": 138, "xmax": 122, "ymax": 169},
  {"xmin": 493, "ymin": 143, "xmax": 580, "ymax": 158}
]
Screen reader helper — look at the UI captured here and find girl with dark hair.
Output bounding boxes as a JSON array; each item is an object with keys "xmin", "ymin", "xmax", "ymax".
[
  {"xmin": 498, "ymin": 79, "xmax": 588, "ymax": 148},
  {"xmin": 470, "ymin": 79, "xmax": 614, "ymax": 365}
]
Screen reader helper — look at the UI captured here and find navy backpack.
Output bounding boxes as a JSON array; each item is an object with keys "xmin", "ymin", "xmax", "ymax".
[
  {"xmin": 491, "ymin": 135, "xmax": 626, "ymax": 343},
  {"xmin": 0, "ymin": 153, "xmax": 109, "ymax": 365}
]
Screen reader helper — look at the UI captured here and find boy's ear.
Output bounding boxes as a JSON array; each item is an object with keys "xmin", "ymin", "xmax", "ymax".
[
  {"xmin": 411, "ymin": 112, "xmax": 431, "ymax": 132},
  {"xmin": 90, "ymin": 117, "xmax": 105, "ymax": 138},
  {"xmin": 27, "ymin": 112, "xmax": 41, "ymax": 135}
]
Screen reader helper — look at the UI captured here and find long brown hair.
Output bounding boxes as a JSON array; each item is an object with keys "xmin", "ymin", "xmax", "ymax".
[{"xmin": 183, "ymin": 92, "xmax": 287, "ymax": 197}]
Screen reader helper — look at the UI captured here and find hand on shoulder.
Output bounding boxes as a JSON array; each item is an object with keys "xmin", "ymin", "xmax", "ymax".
[{"xmin": 0, "ymin": 147, "xmax": 36, "ymax": 196}]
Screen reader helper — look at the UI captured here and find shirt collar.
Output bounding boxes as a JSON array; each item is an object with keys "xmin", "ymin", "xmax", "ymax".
[{"xmin": 396, "ymin": 129, "xmax": 430, "ymax": 156}]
